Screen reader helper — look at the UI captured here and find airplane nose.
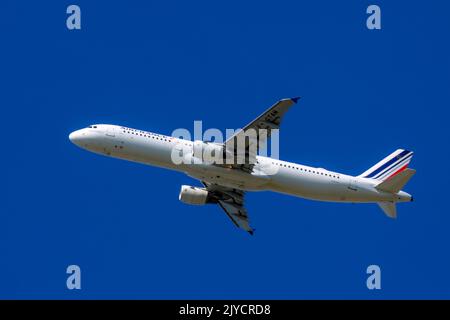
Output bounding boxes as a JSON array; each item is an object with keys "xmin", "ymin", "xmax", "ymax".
[{"xmin": 69, "ymin": 130, "xmax": 85, "ymax": 145}]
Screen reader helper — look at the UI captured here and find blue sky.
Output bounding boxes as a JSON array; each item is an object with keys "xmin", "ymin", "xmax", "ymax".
[{"xmin": 1, "ymin": 1, "xmax": 449, "ymax": 298}]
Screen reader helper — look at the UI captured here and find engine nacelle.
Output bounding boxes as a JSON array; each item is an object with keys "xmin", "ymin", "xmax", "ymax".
[{"xmin": 179, "ymin": 185, "xmax": 210, "ymax": 205}]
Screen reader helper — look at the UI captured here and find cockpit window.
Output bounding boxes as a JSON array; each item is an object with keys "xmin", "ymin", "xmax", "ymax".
[{"xmin": 88, "ymin": 125, "xmax": 98, "ymax": 129}]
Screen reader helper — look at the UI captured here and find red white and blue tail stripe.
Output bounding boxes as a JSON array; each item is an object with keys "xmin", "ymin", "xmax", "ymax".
[{"xmin": 359, "ymin": 149, "xmax": 414, "ymax": 181}]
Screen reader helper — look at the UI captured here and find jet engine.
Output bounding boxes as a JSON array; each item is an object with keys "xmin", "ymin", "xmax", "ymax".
[{"xmin": 179, "ymin": 185, "xmax": 211, "ymax": 205}]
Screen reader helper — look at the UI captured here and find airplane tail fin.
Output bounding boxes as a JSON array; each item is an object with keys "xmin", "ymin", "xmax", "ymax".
[
  {"xmin": 361, "ymin": 149, "xmax": 416, "ymax": 219},
  {"xmin": 359, "ymin": 149, "xmax": 414, "ymax": 181}
]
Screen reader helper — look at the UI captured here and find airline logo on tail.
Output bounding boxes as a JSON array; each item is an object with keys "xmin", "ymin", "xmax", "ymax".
[{"xmin": 360, "ymin": 149, "xmax": 414, "ymax": 181}]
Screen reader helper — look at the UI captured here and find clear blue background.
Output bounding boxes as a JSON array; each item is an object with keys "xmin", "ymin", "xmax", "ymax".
[{"xmin": 1, "ymin": 0, "xmax": 449, "ymax": 299}]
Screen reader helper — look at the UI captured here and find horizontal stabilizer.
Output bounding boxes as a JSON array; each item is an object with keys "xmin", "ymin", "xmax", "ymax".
[
  {"xmin": 378, "ymin": 202, "xmax": 397, "ymax": 218},
  {"xmin": 375, "ymin": 168, "xmax": 416, "ymax": 194}
]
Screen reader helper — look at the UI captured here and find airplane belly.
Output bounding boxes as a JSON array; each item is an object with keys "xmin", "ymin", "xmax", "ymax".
[
  {"xmin": 185, "ymin": 165, "xmax": 270, "ymax": 190},
  {"xmin": 269, "ymin": 169, "xmax": 350, "ymax": 202},
  {"xmin": 271, "ymin": 172, "xmax": 390, "ymax": 203}
]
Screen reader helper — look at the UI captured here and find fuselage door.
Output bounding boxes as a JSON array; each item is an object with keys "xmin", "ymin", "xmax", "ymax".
[
  {"xmin": 106, "ymin": 126, "xmax": 116, "ymax": 138},
  {"xmin": 348, "ymin": 178, "xmax": 358, "ymax": 192}
]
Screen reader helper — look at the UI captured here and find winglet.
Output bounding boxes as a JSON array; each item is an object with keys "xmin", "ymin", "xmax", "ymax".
[{"xmin": 291, "ymin": 97, "xmax": 301, "ymax": 103}]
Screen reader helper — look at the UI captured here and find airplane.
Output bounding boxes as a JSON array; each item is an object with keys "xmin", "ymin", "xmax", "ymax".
[{"xmin": 69, "ymin": 97, "xmax": 415, "ymax": 235}]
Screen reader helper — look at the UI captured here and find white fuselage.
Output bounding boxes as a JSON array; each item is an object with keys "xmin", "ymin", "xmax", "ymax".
[{"xmin": 69, "ymin": 124, "xmax": 412, "ymax": 204}]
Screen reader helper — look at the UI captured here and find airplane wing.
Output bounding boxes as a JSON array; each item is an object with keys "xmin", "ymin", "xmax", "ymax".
[
  {"xmin": 224, "ymin": 97, "xmax": 299, "ymax": 173},
  {"xmin": 202, "ymin": 182, "xmax": 254, "ymax": 235}
]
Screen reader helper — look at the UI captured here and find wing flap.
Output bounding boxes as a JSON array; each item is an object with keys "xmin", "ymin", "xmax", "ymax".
[
  {"xmin": 217, "ymin": 200, "xmax": 254, "ymax": 235},
  {"xmin": 223, "ymin": 97, "xmax": 299, "ymax": 173},
  {"xmin": 202, "ymin": 182, "xmax": 254, "ymax": 235},
  {"xmin": 225, "ymin": 97, "xmax": 299, "ymax": 146}
]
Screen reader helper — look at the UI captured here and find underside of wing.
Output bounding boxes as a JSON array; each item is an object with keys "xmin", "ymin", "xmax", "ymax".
[
  {"xmin": 202, "ymin": 182, "xmax": 254, "ymax": 235},
  {"xmin": 223, "ymin": 97, "xmax": 299, "ymax": 173}
]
